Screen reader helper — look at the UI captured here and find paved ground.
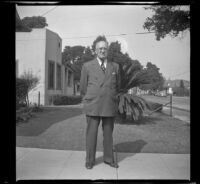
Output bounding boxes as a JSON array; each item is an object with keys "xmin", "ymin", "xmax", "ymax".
[
  {"xmin": 162, "ymin": 106, "xmax": 190, "ymax": 123},
  {"xmin": 16, "ymin": 147, "xmax": 190, "ymax": 180}
]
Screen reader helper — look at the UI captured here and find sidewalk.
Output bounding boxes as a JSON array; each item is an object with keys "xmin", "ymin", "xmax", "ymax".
[
  {"xmin": 162, "ymin": 106, "xmax": 190, "ymax": 123},
  {"xmin": 16, "ymin": 147, "xmax": 190, "ymax": 180}
]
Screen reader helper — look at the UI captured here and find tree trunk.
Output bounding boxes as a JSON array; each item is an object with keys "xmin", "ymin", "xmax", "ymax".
[
  {"xmin": 26, "ymin": 94, "xmax": 29, "ymax": 107},
  {"xmin": 73, "ymin": 79, "xmax": 76, "ymax": 96}
]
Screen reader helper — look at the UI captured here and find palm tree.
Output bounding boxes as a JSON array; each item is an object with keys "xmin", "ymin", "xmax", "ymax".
[{"xmin": 116, "ymin": 61, "xmax": 153, "ymax": 121}]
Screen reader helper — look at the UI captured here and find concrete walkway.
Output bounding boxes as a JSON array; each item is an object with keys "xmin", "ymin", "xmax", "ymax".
[{"xmin": 16, "ymin": 147, "xmax": 190, "ymax": 180}]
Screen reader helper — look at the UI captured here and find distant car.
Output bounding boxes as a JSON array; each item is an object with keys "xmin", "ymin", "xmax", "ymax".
[{"xmin": 155, "ymin": 91, "xmax": 167, "ymax": 97}]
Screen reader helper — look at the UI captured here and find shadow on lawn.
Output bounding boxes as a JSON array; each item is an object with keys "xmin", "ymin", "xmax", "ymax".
[
  {"xmin": 115, "ymin": 114, "xmax": 161, "ymax": 125},
  {"xmin": 95, "ymin": 140, "xmax": 147, "ymax": 165},
  {"xmin": 16, "ymin": 107, "xmax": 83, "ymax": 136}
]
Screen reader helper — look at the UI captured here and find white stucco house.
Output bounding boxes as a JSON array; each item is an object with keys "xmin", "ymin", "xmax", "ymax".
[{"xmin": 16, "ymin": 27, "xmax": 75, "ymax": 105}]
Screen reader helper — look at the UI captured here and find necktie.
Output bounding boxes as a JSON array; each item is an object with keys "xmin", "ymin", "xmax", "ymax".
[{"xmin": 101, "ymin": 61, "xmax": 106, "ymax": 73}]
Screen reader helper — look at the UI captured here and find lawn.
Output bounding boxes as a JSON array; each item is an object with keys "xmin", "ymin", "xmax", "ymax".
[
  {"xmin": 16, "ymin": 106, "xmax": 83, "ymax": 136},
  {"xmin": 16, "ymin": 106, "xmax": 190, "ymax": 154}
]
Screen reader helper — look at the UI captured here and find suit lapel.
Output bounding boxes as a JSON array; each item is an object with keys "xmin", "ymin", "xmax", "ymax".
[
  {"xmin": 92, "ymin": 59, "xmax": 105, "ymax": 85},
  {"xmin": 101, "ymin": 61, "xmax": 113, "ymax": 86}
]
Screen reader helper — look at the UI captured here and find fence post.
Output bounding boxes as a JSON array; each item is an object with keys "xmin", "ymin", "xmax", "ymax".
[
  {"xmin": 38, "ymin": 91, "xmax": 40, "ymax": 107},
  {"xmin": 170, "ymin": 94, "xmax": 172, "ymax": 117}
]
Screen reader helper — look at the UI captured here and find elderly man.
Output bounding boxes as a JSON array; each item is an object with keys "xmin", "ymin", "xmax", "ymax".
[{"xmin": 80, "ymin": 35, "xmax": 120, "ymax": 169}]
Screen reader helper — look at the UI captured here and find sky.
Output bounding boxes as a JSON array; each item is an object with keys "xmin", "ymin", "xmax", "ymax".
[{"xmin": 16, "ymin": 5, "xmax": 190, "ymax": 81}]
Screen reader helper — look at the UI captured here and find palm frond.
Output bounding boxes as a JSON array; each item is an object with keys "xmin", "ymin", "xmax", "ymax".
[{"xmin": 117, "ymin": 93, "xmax": 151, "ymax": 121}]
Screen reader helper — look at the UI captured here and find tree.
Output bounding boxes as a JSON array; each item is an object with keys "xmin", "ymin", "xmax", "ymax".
[
  {"xmin": 21, "ymin": 16, "xmax": 48, "ymax": 29},
  {"xmin": 180, "ymin": 80, "xmax": 185, "ymax": 88},
  {"xmin": 62, "ymin": 45, "xmax": 94, "ymax": 80},
  {"xmin": 106, "ymin": 42, "xmax": 153, "ymax": 120},
  {"xmin": 140, "ymin": 62, "xmax": 165, "ymax": 91},
  {"xmin": 143, "ymin": 6, "xmax": 190, "ymax": 40},
  {"xmin": 82, "ymin": 46, "xmax": 94, "ymax": 63},
  {"xmin": 20, "ymin": 71, "xmax": 40, "ymax": 106},
  {"xmin": 62, "ymin": 45, "xmax": 85, "ymax": 79},
  {"xmin": 16, "ymin": 78, "xmax": 29, "ymax": 109},
  {"xmin": 62, "ymin": 46, "xmax": 94, "ymax": 95}
]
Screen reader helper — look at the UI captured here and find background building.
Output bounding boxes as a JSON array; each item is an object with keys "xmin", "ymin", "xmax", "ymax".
[{"xmin": 16, "ymin": 28, "xmax": 75, "ymax": 105}]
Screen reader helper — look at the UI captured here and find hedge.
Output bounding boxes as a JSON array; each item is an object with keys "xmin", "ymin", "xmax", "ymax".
[{"xmin": 53, "ymin": 95, "xmax": 82, "ymax": 105}]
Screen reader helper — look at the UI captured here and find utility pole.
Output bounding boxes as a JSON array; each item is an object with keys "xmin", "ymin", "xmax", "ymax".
[{"xmin": 168, "ymin": 87, "xmax": 173, "ymax": 117}]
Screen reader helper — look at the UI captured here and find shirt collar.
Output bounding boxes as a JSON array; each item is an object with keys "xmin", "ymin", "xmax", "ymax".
[{"xmin": 97, "ymin": 57, "xmax": 107, "ymax": 67}]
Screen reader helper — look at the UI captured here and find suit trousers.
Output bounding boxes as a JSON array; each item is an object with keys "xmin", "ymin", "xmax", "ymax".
[{"xmin": 86, "ymin": 115, "xmax": 115, "ymax": 164}]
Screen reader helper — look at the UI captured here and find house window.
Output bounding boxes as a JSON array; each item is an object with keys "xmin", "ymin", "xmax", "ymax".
[
  {"xmin": 48, "ymin": 60, "xmax": 55, "ymax": 89},
  {"xmin": 56, "ymin": 64, "xmax": 62, "ymax": 90},
  {"xmin": 68, "ymin": 70, "xmax": 72, "ymax": 87}
]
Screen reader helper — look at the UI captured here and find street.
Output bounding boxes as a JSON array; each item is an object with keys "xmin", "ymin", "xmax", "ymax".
[{"xmin": 141, "ymin": 95, "xmax": 190, "ymax": 111}]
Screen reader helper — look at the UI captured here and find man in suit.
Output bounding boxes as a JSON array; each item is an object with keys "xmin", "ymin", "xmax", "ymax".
[{"xmin": 80, "ymin": 35, "xmax": 120, "ymax": 169}]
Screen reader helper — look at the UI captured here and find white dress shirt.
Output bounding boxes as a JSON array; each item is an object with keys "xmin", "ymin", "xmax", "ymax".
[{"xmin": 97, "ymin": 57, "xmax": 107, "ymax": 68}]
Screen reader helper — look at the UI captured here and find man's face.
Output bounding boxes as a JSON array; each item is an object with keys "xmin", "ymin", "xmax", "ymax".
[{"xmin": 95, "ymin": 41, "xmax": 108, "ymax": 60}]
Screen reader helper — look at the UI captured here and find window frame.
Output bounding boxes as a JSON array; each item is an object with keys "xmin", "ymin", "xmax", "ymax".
[
  {"xmin": 56, "ymin": 63, "xmax": 62, "ymax": 90},
  {"xmin": 48, "ymin": 60, "xmax": 55, "ymax": 90}
]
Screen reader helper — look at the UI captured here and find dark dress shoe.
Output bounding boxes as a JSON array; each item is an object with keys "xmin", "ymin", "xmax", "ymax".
[
  {"xmin": 85, "ymin": 162, "xmax": 93, "ymax": 169},
  {"xmin": 104, "ymin": 161, "xmax": 119, "ymax": 168}
]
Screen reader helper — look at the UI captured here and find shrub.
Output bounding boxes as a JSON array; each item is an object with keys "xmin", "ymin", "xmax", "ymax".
[
  {"xmin": 16, "ymin": 78, "xmax": 29, "ymax": 109},
  {"xmin": 20, "ymin": 70, "xmax": 40, "ymax": 106},
  {"xmin": 16, "ymin": 107, "xmax": 33, "ymax": 123},
  {"xmin": 16, "ymin": 105, "xmax": 43, "ymax": 124},
  {"xmin": 16, "ymin": 71, "xmax": 40, "ymax": 109},
  {"xmin": 53, "ymin": 95, "xmax": 82, "ymax": 105},
  {"xmin": 117, "ymin": 93, "xmax": 151, "ymax": 121}
]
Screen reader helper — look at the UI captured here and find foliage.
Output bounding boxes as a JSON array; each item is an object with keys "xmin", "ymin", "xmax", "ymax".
[
  {"xmin": 20, "ymin": 71, "xmax": 40, "ymax": 91},
  {"xmin": 110, "ymin": 42, "xmax": 154, "ymax": 121},
  {"xmin": 62, "ymin": 46, "xmax": 94, "ymax": 82},
  {"xmin": 16, "ymin": 78, "xmax": 29, "ymax": 109},
  {"xmin": 16, "ymin": 105, "xmax": 43, "ymax": 123},
  {"xmin": 118, "ymin": 93, "xmax": 152, "ymax": 121},
  {"xmin": 20, "ymin": 71, "xmax": 40, "ymax": 106},
  {"xmin": 140, "ymin": 62, "xmax": 165, "ymax": 91},
  {"xmin": 21, "ymin": 16, "xmax": 48, "ymax": 29},
  {"xmin": 143, "ymin": 5, "xmax": 190, "ymax": 40},
  {"xmin": 16, "ymin": 14, "xmax": 32, "ymax": 32},
  {"xmin": 108, "ymin": 41, "xmax": 132, "ymax": 65},
  {"xmin": 53, "ymin": 95, "xmax": 82, "ymax": 105},
  {"xmin": 16, "ymin": 107, "xmax": 33, "ymax": 123},
  {"xmin": 180, "ymin": 80, "xmax": 185, "ymax": 88}
]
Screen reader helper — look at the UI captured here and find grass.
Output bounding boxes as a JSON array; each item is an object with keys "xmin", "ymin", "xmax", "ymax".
[
  {"xmin": 16, "ymin": 106, "xmax": 83, "ymax": 136},
  {"xmin": 16, "ymin": 106, "xmax": 190, "ymax": 154}
]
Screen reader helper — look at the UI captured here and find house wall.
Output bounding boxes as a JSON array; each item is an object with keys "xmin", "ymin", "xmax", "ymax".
[
  {"xmin": 16, "ymin": 28, "xmax": 46, "ymax": 105},
  {"xmin": 45, "ymin": 29, "xmax": 63, "ymax": 105},
  {"xmin": 16, "ymin": 28, "xmax": 74, "ymax": 106}
]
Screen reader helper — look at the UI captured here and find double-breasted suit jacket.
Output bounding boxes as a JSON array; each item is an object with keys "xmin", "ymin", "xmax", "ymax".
[{"xmin": 80, "ymin": 58, "xmax": 120, "ymax": 117}]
